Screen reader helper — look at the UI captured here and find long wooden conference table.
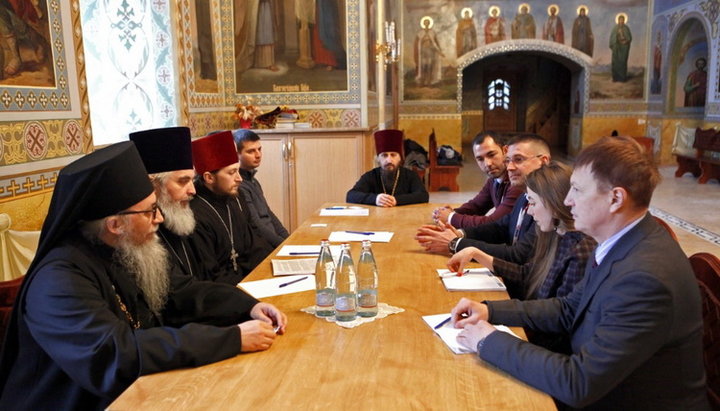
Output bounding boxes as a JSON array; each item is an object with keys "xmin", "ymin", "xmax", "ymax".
[{"xmin": 110, "ymin": 203, "xmax": 556, "ymax": 410}]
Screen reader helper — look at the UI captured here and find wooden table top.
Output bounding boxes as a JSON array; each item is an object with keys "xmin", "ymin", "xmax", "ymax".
[{"xmin": 110, "ymin": 203, "xmax": 556, "ymax": 410}]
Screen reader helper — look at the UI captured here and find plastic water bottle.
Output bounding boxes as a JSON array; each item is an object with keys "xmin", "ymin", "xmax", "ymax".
[
  {"xmin": 314, "ymin": 240, "xmax": 335, "ymax": 317},
  {"xmin": 334, "ymin": 243, "xmax": 357, "ymax": 321},
  {"xmin": 356, "ymin": 240, "xmax": 378, "ymax": 317}
]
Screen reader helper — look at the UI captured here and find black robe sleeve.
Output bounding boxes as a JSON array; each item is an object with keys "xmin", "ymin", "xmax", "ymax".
[
  {"xmin": 346, "ymin": 169, "xmax": 380, "ymax": 205},
  {"xmin": 163, "ymin": 267, "xmax": 259, "ymax": 327}
]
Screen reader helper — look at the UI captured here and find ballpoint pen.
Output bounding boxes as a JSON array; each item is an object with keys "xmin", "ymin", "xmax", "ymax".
[
  {"xmin": 289, "ymin": 252, "xmax": 319, "ymax": 255},
  {"xmin": 440, "ymin": 269, "xmax": 469, "ymax": 277},
  {"xmin": 345, "ymin": 230, "xmax": 374, "ymax": 235},
  {"xmin": 324, "ymin": 207, "xmax": 346, "ymax": 210},
  {"xmin": 433, "ymin": 316, "xmax": 452, "ymax": 329},
  {"xmin": 278, "ymin": 276, "xmax": 308, "ymax": 288}
]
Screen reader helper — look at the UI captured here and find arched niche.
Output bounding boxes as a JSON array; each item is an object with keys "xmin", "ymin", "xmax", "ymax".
[
  {"xmin": 456, "ymin": 40, "xmax": 592, "ymax": 153},
  {"xmin": 668, "ymin": 16, "xmax": 709, "ymax": 113}
]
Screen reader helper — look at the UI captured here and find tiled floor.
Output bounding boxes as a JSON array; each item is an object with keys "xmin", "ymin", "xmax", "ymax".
[{"xmin": 428, "ymin": 149, "xmax": 720, "ymax": 258}]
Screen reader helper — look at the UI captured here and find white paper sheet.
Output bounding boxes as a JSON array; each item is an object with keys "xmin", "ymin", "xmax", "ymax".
[
  {"xmin": 319, "ymin": 206, "xmax": 369, "ymax": 216},
  {"xmin": 238, "ymin": 275, "xmax": 316, "ymax": 299},
  {"xmin": 422, "ymin": 313, "xmax": 520, "ymax": 354},
  {"xmin": 328, "ymin": 231, "xmax": 394, "ymax": 243},
  {"xmin": 436, "ymin": 269, "xmax": 506, "ymax": 291},
  {"xmin": 271, "ymin": 258, "xmax": 317, "ymax": 276}
]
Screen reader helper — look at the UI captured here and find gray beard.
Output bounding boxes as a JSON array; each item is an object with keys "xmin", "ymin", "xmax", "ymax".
[
  {"xmin": 114, "ymin": 233, "xmax": 170, "ymax": 316},
  {"xmin": 157, "ymin": 190, "xmax": 196, "ymax": 236}
]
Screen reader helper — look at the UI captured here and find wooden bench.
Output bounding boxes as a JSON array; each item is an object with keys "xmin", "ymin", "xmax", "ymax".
[
  {"xmin": 674, "ymin": 127, "xmax": 720, "ymax": 183},
  {"xmin": 427, "ymin": 129, "xmax": 461, "ymax": 192},
  {"xmin": 694, "ymin": 129, "xmax": 720, "ymax": 184}
]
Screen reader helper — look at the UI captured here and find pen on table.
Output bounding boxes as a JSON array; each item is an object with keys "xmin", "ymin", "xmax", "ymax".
[
  {"xmin": 278, "ymin": 276, "xmax": 308, "ymax": 288},
  {"xmin": 324, "ymin": 207, "xmax": 346, "ymax": 210},
  {"xmin": 345, "ymin": 230, "xmax": 374, "ymax": 235},
  {"xmin": 434, "ymin": 316, "xmax": 452, "ymax": 330},
  {"xmin": 289, "ymin": 252, "xmax": 319, "ymax": 255},
  {"xmin": 441, "ymin": 269, "xmax": 469, "ymax": 277}
]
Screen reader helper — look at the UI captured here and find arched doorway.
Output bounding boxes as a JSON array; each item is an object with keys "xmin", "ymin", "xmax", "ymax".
[
  {"xmin": 668, "ymin": 16, "xmax": 709, "ymax": 113},
  {"xmin": 457, "ymin": 41, "xmax": 591, "ymax": 157}
]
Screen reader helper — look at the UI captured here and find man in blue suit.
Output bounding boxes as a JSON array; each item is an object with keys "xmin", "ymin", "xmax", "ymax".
[
  {"xmin": 449, "ymin": 136, "xmax": 708, "ymax": 409},
  {"xmin": 416, "ymin": 134, "xmax": 550, "ymax": 264}
]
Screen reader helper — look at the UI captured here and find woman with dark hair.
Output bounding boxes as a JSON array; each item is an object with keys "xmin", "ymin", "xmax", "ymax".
[{"xmin": 447, "ymin": 161, "xmax": 596, "ymax": 301}]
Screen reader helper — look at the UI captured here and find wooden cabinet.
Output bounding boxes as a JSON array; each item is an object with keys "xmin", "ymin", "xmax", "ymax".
[{"xmin": 253, "ymin": 129, "xmax": 371, "ymax": 231}]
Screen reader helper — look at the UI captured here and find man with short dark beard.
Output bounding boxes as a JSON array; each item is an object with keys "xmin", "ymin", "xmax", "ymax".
[
  {"xmin": 189, "ymin": 131, "xmax": 274, "ymax": 284},
  {"xmin": 0, "ymin": 142, "xmax": 287, "ymax": 410},
  {"xmin": 346, "ymin": 129, "xmax": 428, "ymax": 207}
]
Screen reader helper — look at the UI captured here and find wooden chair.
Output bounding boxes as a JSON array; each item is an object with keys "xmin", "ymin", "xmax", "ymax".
[
  {"xmin": 0, "ymin": 275, "xmax": 24, "ymax": 351},
  {"xmin": 653, "ymin": 216, "xmax": 678, "ymax": 242},
  {"xmin": 689, "ymin": 252, "xmax": 720, "ymax": 409},
  {"xmin": 427, "ymin": 129, "xmax": 461, "ymax": 192},
  {"xmin": 694, "ymin": 129, "xmax": 720, "ymax": 184}
]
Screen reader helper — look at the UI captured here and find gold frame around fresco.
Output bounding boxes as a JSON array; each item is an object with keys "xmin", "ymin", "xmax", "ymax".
[
  {"xmin": 0, "ymin": 0, "xmax": 91, "ymax": 169},
  {"xmin": 0, "ymin": 0, "xmax": 86, "ymax": 123},
  {"xmin": 175, "ymin": 0, "xmax": 362, "ymax": 120}
]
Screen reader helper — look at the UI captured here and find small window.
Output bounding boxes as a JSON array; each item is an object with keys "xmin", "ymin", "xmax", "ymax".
[{"xmin": 487, "ymin": 79, "xmax": 510, "ymax": 110}]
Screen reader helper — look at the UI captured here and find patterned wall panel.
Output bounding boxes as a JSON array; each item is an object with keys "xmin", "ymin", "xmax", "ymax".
[{"xmin": 81, "ymin": 0, "xmax": 177, "ymax": 145}]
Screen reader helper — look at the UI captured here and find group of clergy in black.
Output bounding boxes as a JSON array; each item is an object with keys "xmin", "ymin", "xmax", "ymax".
[{"xmin": 0, "ymin": 127, "xmax": 291, "ymax": 409}]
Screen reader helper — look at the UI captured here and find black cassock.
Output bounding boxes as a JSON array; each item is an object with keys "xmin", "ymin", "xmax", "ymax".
[
  {"xmin": 188, "ymin": 182, "xmax": 274, "ymax": 284},
  {"xmin": 346, "ymin": 166, "xmax": 429, "ymax": 206},
  {"xmin": 157, "ymin": 223, "xmax": 202, "ymax": 278},
  {"xmin": 0, "ymin": 232, "xmax": 258, "ymax": 410}
]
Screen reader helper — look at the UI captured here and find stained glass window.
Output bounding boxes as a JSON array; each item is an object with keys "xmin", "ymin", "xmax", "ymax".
[{"xmin": 487, "ymin": 79, "xmax": 510, "ymax": 110}]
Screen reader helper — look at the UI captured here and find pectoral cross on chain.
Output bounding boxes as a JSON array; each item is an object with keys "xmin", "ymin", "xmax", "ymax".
[{"xmin": 230, "ymin": 248, "xmax": 239, "ymax": 272}]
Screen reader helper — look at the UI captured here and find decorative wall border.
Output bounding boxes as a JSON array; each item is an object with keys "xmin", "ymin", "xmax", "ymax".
[
  {"xmin": 0, "ymin": 169, "xmax": 59, "ymax": 203},
  {"xmin": 187, "ymin": 108, "xmax": 362, "ymax": 137}
]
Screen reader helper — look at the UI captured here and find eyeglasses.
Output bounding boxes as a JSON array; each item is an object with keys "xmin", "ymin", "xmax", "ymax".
[
  {"xmin": 503, "ymin": 154, "xmax": 544, "ymax": 166},
  {"xmin": 117, "ymin": 203, "xmax": 162, "ymax": 219}
]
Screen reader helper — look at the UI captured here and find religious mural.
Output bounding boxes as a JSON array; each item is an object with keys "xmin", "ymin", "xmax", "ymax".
[
  {"xmin": 672, "ymin": 18, "xmax": 708, "ymax": 109},
  {"xmin": 233, "ymin": 0, "xmax": 348, "ymax": 94},
  {"xmin": 0, "ymin": 0, "xmax": 54, "ymax": 87},
  {"xmin": 190, "ymin": 0, "xmax": 219, "ymax": 93},
  {"xmin": 650, "ymin": 16, "xmax": 668, "ymax": 96},
  {"xmin": 403, "ymin": 1, "xmax": 648, "ymax": 102}
]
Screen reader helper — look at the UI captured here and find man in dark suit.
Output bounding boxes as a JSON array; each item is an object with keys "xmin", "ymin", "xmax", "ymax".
[
  {"xmin": 449, "ymin": 136, "xmax": 708, "ymax": 409},
  {"xmin": 416, "ymin": 134, "xmax": 550, "ymax": 264}
]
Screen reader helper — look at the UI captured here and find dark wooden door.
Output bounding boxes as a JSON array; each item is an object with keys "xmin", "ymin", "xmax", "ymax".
[{"xmin": 483, "ymin": 71, "xmax": 518, "ymax": 132}]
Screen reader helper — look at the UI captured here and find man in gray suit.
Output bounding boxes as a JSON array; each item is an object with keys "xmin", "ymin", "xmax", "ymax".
[{"xmin": 449, "ymin": 136, "xmax": 709, "ymax": 409}]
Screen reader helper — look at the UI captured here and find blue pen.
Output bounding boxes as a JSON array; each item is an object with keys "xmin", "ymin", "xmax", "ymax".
[
  {"xmin": 325, "ymin": 207, "xmax": 346, "ymax": 210},
  {"xmin": 289, "ymin": 252, "xmax": 319, "ymax": 255},
  {"xmin": 346, "ymin": 230, "xmax": 374, "ymax": 235},
  {"xmin": 434, "ymin": 316, "xmax": 452, "ymax": 329},
  {"xmin": 279, "ymin": 276, "xmax": 308, "ymax": 288}
]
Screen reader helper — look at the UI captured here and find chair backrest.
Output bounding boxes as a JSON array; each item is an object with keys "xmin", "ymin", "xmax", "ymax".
[
  {"xmin": 653, "ymin": 216, "xmax": 679, "ymax": 242},
  {"xmin": 428, "ymin": 129, "xmax": 437, "ymax": 167},
  {"xmin": 689, "ymin": 252, "xmax": 720, "ymax": 408},
  {"xmin": 0, "ymin": 275, "xmax": 24, "ymax": 351}
]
